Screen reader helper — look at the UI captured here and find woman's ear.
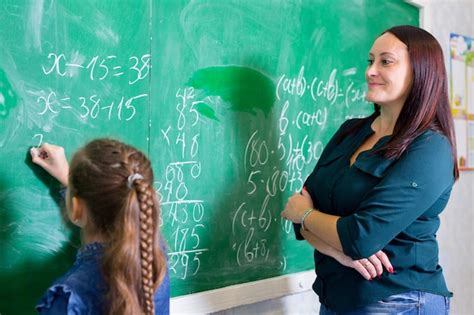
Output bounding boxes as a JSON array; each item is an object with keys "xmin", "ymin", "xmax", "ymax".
[{"xmin": 70, "ymin": 196, "xmax": 88, "ymax": 228}]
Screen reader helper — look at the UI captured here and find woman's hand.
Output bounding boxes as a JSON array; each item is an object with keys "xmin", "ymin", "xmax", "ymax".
[
  {"xmin": 281, "ymin": 189, "xmax": 314, "ymax": 223},
  {"xmin": 334, "ymin": 250, "xmax": 394, "ymax": 280},
  {"xmin": 30, "ymin": 143, "xmax": 69, "ymax": 186}
]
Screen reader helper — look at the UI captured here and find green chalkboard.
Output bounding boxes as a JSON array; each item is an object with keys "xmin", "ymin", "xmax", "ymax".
[
  {"xmin": 150, "ymin": 0, "xmax": 418, "ymax": 297},
  {"xmin": 0, "ymin": 0, "xmax": 418, "ymax": 313},
  {"xmin": 0, "ymin": 1, "xmax": 151, "ymax": 313}
]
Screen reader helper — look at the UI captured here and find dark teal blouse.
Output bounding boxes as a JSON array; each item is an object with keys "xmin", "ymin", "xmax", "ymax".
[{"xmin": 304, "ymin": 115, "xmax": 454, "ymax": 312}]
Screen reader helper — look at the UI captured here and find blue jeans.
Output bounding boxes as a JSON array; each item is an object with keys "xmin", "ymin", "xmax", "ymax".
[{"xmin": 319, "ymin": 291, "xmax": 450, "ymax": 315}]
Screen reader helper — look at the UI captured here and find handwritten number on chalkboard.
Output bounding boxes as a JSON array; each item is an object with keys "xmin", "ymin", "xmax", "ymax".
[
  {"xmin": 128, "ymin": 54, "xmax": 151, "ymax": 85},
  {"xmin": 167, "ymin": 223, "xmax": 206, "ymax": 279},
  {"xmin": 180, "ymin": 255, "xmax": 189, "ymax": 279},
  {"xmin": 98, "ymin": 58, "xmax": 109, "ymax": 80},
  {"xmin": 277, "ymin": 137, "xmax": 286, "ymax": 161},
  {"xmin": 175, "ymin": 87, "xmax": 200, "ymax": 130},
  {"xmin": 125, "ymin": 94, "xmax": 145, "ymax": 121},
  {"xmin": 176, "ymin": 182, "xmax": 189, "ymax": 201},
  {"xmin": 279, "ymin": 171, "xmax": 289, "ymax": 192},
  {"xmin": 169, "ymin": 256, "xmax": 178, "ymax": 274},
  {"xmin": 190, "ymin": 162, "xmax": 201, "ymax": 178},
  {"xmin": 176, "ymin": 103, "xmax": 186, "ymax": 131},
  {"xmin": 78, "ymin": 97, "xmax": 89, "ymax": 118},
  {"xmin": 168, "ymin": 204, "xmax": 178, "ymax": 226},
  {"xmin": 176, "ymin": 133, "xmax": 186, "ymax": 158},
  {"xmin": 89, "ymin": 95, "xmax": 100, "ymax": 118},
  {"xmin": 249, "ymin": 138, "xmax": 269, "ymax": 168},
  {"xmin": 192, "ymin": 253, "xmax": 201, "ymax": 276},
  {"xmin": 180, "ymin": 204, "xmax": 189, "ymax": 224},
  {"xmin": 176, "ymin": 228, "xmax": 188, "ymax": 252},
  {"xmin": 247, "ymin": 170, "xmax": 260, "ymax": 195},
  {"xmin": 160, "ymin": 87, "xmax": 208, "ymax": 280},
  {"xmin": 116, "ymin": 97, "xmax": 125, "ymax": 120},
  {"xmin": 266, "ymin": 171, "xmax": 279, "ymax": 197},
  {"xmin": 281, "ymin": 217, "xmax": 293, "ymax": 234},
  {"xmin": 244, "ymin": 228, "xmax": 255, "ymax": 262},
  {"xmin": 191, "ymin": 224, "xmax": 203, "ymax": 249},
  {"xmin": 33, "ymin": 134, "xmax": 44, "ymax": 148},
  {"xmin": 190, "ymin": 134, "xmax": 199, "ymax": 158},
  {"xmin": 279, "ymin": 100, "xmax": 289, "ymax": 136},
  {"xmin": 258, "ymin": 195, "xmax": 271, "ymax": 231},
  {"xmin": 85, "ymin": 56, "xmax": 108, "ymax": 80},
  {"xmin": 189, "ymin": 101, "xmax": 201, "ymax": 126},
  {"xmin": 192, "ymin": 203, "xmax": 204, "ymax": 222},
  {"xmin": 86, "ymin": 56, "xmax": 99, "ymax": 80}
]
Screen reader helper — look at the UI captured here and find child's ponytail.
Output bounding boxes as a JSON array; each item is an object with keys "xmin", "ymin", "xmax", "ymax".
[{"xmin": 135, "ymin": 179, "xmax": 159, "ymax": 314}]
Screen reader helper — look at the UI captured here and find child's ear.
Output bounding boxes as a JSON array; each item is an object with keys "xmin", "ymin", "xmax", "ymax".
[{"xmin": 71, "ymin": 196, "xmax": 88, "ymax": 228}]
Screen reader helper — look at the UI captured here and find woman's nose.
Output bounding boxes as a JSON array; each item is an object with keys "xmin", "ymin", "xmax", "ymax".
[{"xmin": 366, "ymin": 64, "xmax": 378, "ymax": 77}]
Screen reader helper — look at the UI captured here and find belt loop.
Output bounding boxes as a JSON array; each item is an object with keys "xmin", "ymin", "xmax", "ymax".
[{"xmin": 418, "ymin": 291, "xmax": 423, "ymax": 314}]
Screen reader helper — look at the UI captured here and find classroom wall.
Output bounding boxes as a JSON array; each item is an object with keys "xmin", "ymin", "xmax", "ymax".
[
  {"xmin": 209, "ymin": 1, "xmax": 474, "ymax": 314},
  {"xmin": 424, "ymin": 1, "xmax": 474, "ymax": 315}
]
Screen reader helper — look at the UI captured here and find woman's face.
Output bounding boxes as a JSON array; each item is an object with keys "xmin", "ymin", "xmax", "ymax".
[{"xmin": 365, "ymin": 32, "xmax": 413, "ymax": 109}]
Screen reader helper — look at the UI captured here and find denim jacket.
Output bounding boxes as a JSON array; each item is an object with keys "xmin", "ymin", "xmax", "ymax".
[{"xmin": 36, "ymin": 242, "xmax": 170, "ymax": 314}]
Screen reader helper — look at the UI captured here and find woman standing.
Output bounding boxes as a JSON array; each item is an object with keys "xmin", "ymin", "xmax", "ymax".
[{"xmin": 281, "ymin": 25, "xmax": 457, "ymax": 314}]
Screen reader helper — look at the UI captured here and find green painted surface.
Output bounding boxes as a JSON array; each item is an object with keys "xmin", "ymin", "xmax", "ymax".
[
  {"xmin": 194, "ymin": 101, "xmax": 219, "ymax": 121},
  {"xmin": 0, "ymin": 69, "xmax": 18, "ymax": 119},
  {"xmin": 152, "ymin": 0, "xmax": 418, "ymax": 298},
  {"xmin": 0, "ymin": 1, "xmax": 151, "ymax": 314},
  {"xmin": 0, "ymin": 0, "xmax": 418, "ymax": 313},
  {"xmin": 188, "ymin": 66, "xmax": 275, "ymax": 116}
]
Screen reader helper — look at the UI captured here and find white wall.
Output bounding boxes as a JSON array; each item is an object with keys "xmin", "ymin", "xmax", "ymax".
[{"xmin": 175, "ymin": 1, "xmax": 474, "ymax": 314}]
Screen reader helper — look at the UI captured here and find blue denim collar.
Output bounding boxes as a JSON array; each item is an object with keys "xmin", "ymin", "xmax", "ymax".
[{"xmin": 77, "ymin": 242, "xmax": 105, "ymax": 261}]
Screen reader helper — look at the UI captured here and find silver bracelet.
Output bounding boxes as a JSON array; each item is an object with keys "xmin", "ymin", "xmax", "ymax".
[{"xmin": 301, "ymin": 208, "xmax": 314, "ymax": 231}]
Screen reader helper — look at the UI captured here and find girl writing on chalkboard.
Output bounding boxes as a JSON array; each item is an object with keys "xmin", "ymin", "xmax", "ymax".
[
  {"xmin": 281, "ymin": 25, "xmax": 457, "ymax": 314},
  {"xmin": 30, "ymin": 139, "xmax": 169, "ymax": 315}
]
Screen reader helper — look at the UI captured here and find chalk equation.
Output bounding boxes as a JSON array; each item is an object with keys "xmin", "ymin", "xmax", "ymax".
[
  {"xmin": 276, "ymin": 66, "xmax": 367, "ymax": 108},
  {"xmin": 157, "ymin": 63, "xmax": 368, "ymax": 279},
  {"xmin": 29, "ymin": 90, "xmax": 146, "ymax": 121},
  {"xmin": 42, "ymin": 53, "xmax": 151, "ymax": 85},
  {"xmin": 26, "ymin": 52, "xmax": 151, "ymax": 123},
  {"xmin": 156, "ymin": 87, "xmax": 208, "ymax": 280},
  {"xmin": 230, "ymin": 64, "xmax": 366, "ymax": 270}
]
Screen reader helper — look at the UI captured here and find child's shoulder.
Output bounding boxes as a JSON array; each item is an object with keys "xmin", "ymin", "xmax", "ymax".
[{"xmin": 36, "ymin": 284, "xmax": 88, "ymax": 314}]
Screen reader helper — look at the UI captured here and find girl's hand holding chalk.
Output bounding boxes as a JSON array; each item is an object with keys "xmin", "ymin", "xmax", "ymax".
[{"xmin": 30, "ymin": 143, "xmax": 69, "ymax": 186}]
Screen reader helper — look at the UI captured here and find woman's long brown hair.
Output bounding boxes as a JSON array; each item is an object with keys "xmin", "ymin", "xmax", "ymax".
[{"xmin": 69, "ymin": 139, "xmax": 166, "ymax": 315}]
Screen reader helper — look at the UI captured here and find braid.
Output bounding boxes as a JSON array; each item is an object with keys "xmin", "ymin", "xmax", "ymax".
[{"xmin": 135, "ymin": 179, "xmax": 156, "ymax": 315}]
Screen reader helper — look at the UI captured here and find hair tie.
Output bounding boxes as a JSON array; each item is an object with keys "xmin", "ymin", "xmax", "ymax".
[{"xmin": 127, "ymin": 173, "xmax": 144, "ymax": 189}]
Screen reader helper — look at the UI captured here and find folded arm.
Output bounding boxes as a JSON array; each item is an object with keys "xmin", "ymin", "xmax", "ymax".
[
  {"xmin": 300, "ymin": 225, "xmax": 392, "ymax": 279},
  {"xmin": 282, "ymin": 133, "xmax": 454, "ymax": 259}
]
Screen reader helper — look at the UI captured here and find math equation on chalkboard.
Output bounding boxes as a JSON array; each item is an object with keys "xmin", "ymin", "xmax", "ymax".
[
  {"xmin": 26, "ymin": 52, "xmax": 151, "ymax": 123},
  {"xmin": 155, "ymin": 60, "xmax": 370, "ymax": 282}
]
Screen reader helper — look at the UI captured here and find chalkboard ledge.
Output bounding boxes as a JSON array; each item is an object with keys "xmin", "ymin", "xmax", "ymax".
[{"xmin": 170, "ymin": 270, "xmax": 315, "ymax": 313}]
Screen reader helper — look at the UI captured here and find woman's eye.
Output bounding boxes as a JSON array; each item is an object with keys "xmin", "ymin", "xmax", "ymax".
[
  {"xmin": 367, "ymin": 59, "xmax": 374, "ymax": 65},
  {"xmin": 382, "ymin": 59, "xmax": 393, "ymax": 65}
]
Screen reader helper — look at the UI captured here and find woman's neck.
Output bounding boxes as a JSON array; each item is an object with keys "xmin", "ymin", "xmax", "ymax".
[{"xmin": 374, "ymin": 107, "xmax": 401, "ymax": 136}]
